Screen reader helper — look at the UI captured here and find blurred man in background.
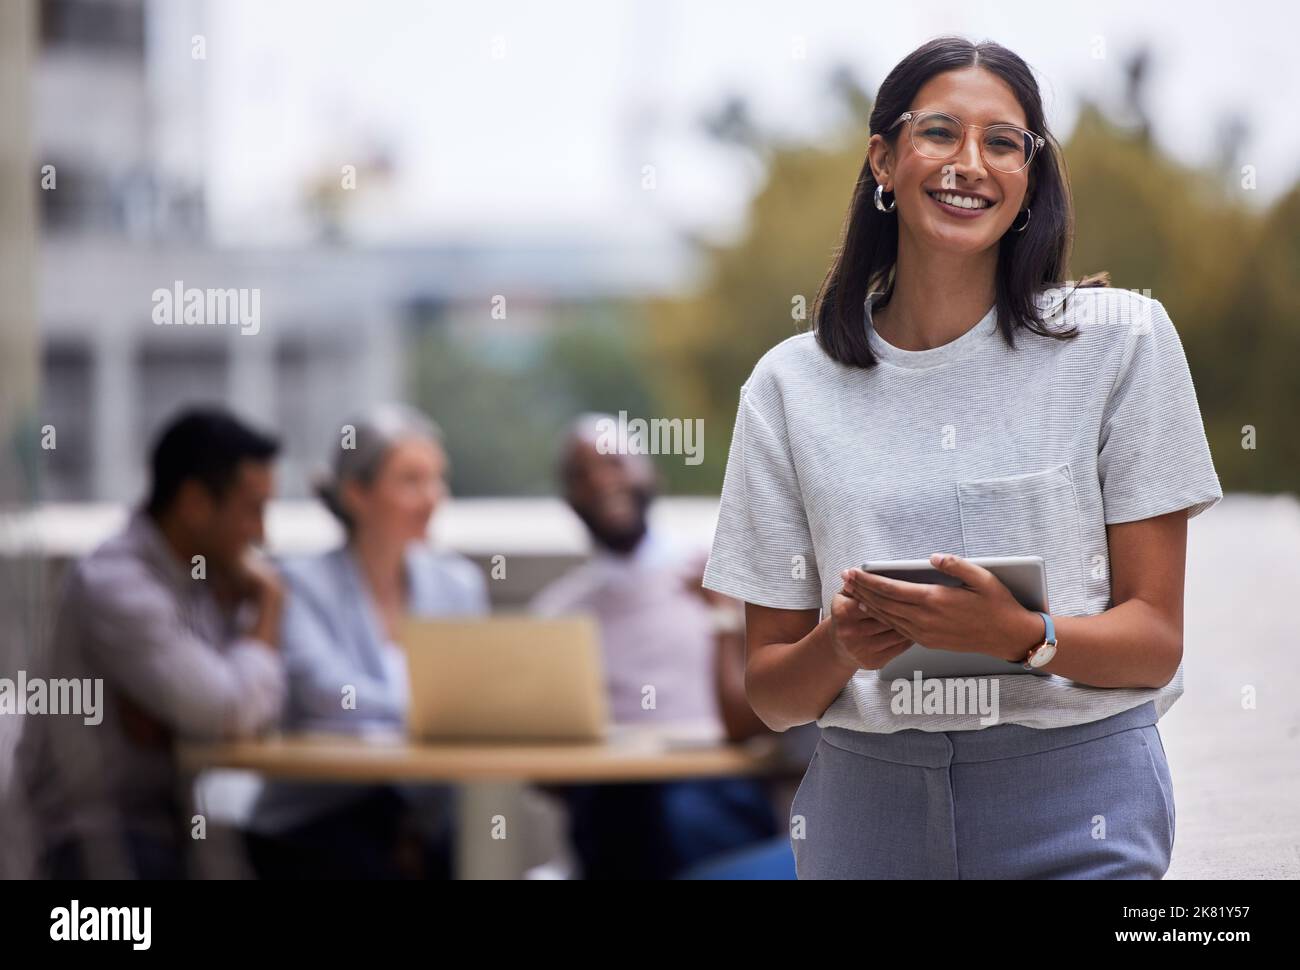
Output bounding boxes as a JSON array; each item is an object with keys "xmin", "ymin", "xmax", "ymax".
[
  {"xmin": 19, "ymin": 407, "xmax": 286, "ymax": 879},
  {"xmin": 530, "ymin": 413, "xmax": 779, "ymax": 879}
]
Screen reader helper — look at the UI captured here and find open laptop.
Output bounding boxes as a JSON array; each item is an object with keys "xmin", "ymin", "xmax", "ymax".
[{"xmin": 399, "ymin": 615, "xmax": 610, "ymax": 741}]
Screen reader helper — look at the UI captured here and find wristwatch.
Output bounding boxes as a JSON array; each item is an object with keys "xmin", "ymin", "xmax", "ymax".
[{"xmin": 1018, "ymin": 611, "xmax": 1057, "ymax": 669}]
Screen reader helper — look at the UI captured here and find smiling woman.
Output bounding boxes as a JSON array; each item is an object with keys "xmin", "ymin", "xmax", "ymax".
[
  {"xmin": 812, "ymin": 37, "xmax": 1107, "ymax": 364},
  {"xmin": 700, "ymin": 36, "xmax": 1223, "ymax": 881}
]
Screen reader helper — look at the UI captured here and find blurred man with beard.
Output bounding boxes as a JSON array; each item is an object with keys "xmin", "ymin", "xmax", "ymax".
[{"xmin": 530, "ymin": 413, "xmax": 779, "ymax": 879}]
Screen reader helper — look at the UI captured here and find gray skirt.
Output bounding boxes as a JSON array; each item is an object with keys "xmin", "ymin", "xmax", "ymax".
[{"xmin": 789, "ymin": 699, "xmax": 1174, "ymax": 879}]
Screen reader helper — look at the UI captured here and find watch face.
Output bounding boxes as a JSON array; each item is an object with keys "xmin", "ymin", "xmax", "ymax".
[{"xmin": 1031, "ymin": 643, "xmax": 1057, "ymax": 668}]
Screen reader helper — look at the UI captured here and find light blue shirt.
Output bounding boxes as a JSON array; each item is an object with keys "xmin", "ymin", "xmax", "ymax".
[{"xmin": 248, "ymin": 543, "xmax": 488, "ymax": 835}]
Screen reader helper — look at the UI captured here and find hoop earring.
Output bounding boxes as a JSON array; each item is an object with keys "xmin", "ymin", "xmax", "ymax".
[
  {"xmin": 1012, "ymin": 207, "xmax": 1031, "ymax": 232},
  {"xmin": 874, "ymin": 184, "xmax": 896, "ymax": 213}
]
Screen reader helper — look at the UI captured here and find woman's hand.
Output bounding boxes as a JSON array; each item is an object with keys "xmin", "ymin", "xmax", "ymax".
[
  {"xmin": 841, "ymin": 553, "xmax": 1043, "ymax": 662},
  {"xmin": 828, "ymin": 587, "xmax": 915, "ymax": 671}
]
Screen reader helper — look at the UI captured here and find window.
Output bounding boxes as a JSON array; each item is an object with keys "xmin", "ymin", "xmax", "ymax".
[{"xmin": 40, "ymin": 340, "xmax": 93, "ymax": 500}]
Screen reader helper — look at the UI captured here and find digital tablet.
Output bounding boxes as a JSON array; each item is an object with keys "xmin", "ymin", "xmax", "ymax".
[{"xmin": 858, "ymin": 556, "xmax": 1051, "ymax": 679}]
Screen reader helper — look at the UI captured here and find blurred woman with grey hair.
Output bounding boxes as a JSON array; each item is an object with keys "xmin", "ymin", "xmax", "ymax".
[{"xmin": 245, "ymin": 402, "xmax": 488, "ymax": 879}]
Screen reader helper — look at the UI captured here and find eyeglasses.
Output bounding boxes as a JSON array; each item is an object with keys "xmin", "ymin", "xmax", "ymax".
[{"xmin": 885, "ymin": 109, "xmax": 1045, "ymax": 174}]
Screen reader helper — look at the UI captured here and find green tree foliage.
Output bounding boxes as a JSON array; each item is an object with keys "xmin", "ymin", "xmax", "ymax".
[
  {"xmin": 407, "ymin": 303, "xmax": 666, "ymax": 496},
  {"xmin": 1210, "ymin": 184, "xmax": 1300, "ymax": 489}
]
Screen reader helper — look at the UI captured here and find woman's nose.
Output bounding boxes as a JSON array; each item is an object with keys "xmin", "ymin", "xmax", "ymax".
[{"xmin": 952, "ymin": 129, "xmax": 988, "ymax": 178}]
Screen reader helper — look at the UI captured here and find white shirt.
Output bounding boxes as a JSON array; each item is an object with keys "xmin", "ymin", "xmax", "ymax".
[
  {"xmin": 379, "ymin": 640, "xmax": 409, "ymax": 719},
  {"xmin": 531, "ymin": 526, "xmax": 723, "ymax": 728},
  {"xmin": 702, "ymin": 286, "xmax": 1223, "ymax": 733}
]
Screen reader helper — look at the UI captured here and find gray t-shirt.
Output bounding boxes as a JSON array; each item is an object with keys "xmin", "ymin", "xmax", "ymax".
[{"xmin": 702, "ymin": 286, "xmax": 1223, "ymax": 733}]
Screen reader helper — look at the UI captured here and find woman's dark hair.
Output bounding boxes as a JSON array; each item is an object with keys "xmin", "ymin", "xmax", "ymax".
[{"xmin": 813, "ymin": 36, "xmax": 1110, "ymax": 368}]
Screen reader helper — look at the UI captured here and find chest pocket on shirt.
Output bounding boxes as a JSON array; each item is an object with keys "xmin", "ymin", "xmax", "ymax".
[{"xmin": 955, "ymin": 462, "xmax": 1087, "ymax": 616}]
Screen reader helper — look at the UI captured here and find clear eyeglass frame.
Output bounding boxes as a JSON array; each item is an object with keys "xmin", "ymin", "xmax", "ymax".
[{"xmin": 884, "ymin": 109, "xmax": 1046, "ymax": 174}]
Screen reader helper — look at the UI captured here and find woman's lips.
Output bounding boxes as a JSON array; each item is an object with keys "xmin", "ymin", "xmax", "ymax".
[{"xmin": 926, "ymin": 191, "xmax": 995, "ymax": 219}]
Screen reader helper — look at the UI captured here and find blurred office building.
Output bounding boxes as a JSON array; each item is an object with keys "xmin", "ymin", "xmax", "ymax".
[{"xmin": 36, "ymin": 0, "xmax": 690, "ymax": 503}]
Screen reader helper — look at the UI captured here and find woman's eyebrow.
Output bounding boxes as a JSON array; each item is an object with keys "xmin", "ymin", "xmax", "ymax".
[{"xmin": 933, "ymin": 108, "xmax": 1027, "ymax": 127}]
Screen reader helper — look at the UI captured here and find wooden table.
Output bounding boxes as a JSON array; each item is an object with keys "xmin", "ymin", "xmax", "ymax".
[{"xmin": 179, "ymin": 730, "xmax": 787, "ymax": 879}]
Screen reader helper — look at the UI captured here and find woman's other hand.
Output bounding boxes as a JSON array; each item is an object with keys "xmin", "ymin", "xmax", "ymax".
[
  {"xmin": 841, "ymin": 554, "xmax": 1041, "ymax": 662},
  {"xmin": 828, "ymin": 585, "xmax": 914, "ymax": 671}
]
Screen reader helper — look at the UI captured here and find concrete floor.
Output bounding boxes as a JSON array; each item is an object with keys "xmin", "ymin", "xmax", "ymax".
[{"xmin": 1161, "ymin": 494, "xmax": 1300, "ymax": 879}]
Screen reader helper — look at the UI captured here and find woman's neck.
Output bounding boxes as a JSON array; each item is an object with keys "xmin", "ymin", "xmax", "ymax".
[
  {"xmin": 875, "ymin": 234, "xmax": 998, "ymax": 351},
  {"xmin": 349, "ymin": 532, "xmax": 407, "ymax": 603}
]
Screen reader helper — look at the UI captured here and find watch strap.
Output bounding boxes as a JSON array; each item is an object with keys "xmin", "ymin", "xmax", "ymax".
[
  {"xmin": 1037, "ymin": 610, "xmax": 1056, "ymax": 646},
  {"xmin": 1020, "ymin": 611, "xmax": 1056, "ymax": 668}
]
